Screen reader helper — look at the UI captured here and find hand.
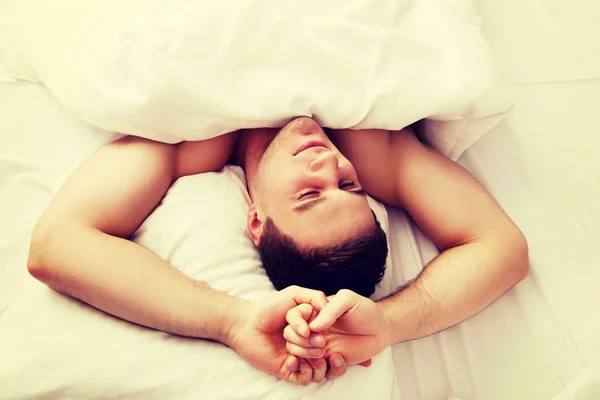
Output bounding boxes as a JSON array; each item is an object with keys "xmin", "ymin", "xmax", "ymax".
[
  {"xmin": 284, "ymin": 289, "xmax": 389, "ymax": 367},
  {"xmin": 229, "ymin": 286, "xmax": 346, "ymax": 385}
]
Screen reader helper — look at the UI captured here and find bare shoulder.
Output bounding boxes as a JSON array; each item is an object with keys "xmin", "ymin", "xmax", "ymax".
[
  {"xmin": 329, "ymin": 127, "xmax": 417, "ymax": 160},
  {"xmin": 175, "ymin": 130, "xmax": 241, "ymax": 179},
  {"xmin": 328, "ymin": 127, "xmax": 417, "ymax": 205},
  {"xmin": 329, "ymin": 128, "xmax": 390, "ymax": 157}
]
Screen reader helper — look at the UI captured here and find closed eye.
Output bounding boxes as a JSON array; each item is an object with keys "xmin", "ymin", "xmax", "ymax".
[
  {"xmin": 297, "ymin": 182, "xmax": 359, "ymax": 200},
  {"xmin": 298, "ymin": 190, "xmax": 320, "ymax": 200}
]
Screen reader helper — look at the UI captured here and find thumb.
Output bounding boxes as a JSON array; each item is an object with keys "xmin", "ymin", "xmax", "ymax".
[{"xmin": 309, "ymin": 291, "xmax": 356, "ymax": 332}]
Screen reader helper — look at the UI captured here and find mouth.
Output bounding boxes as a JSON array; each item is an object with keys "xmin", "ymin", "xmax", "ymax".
[{"xmin": 293, "ymin": 140, "xmax": 327, "ymax": 156}]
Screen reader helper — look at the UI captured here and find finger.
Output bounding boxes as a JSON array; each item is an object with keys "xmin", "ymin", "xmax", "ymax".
[
  {"xmin": 325, "ymin": 354, "xmax": 347, "ymax": 379},
  {"xmin": 359, "ymin": 359, "xmax": 373, "ymax": 368},
  {"xmin": 283, "ymin": 285, "xmax": 328, "ymax": 311},
  {"xmin": 286, "ymin": 341, "xmax": 324, "ymax": 359},
  {"xmin": 307, "ymin": 358, "xmax": 327, "ymax": 384},
  {"xmin": 284, "ymin": 325, "xmax": 325, "ymax": 348},
  {"xmin": 297, "ymin": 359, "xmax": 313, "ymax": 386},
  {"xmin": 286, "ymin": 355, "xmax": 299, "ymax": 373},
  {"xmin": 309, "ymin": 290, "xmax": 358, "ymax": 332},
  {"xmin": 285, "ymin": 304, "xmax": 313, "ymax": 338},
  {"xmin": 306, "ymin": 306, "xmax": 320, "ymax": 324}
]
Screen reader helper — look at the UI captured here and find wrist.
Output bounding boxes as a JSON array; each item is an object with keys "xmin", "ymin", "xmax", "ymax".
[
  {"xmin": 378, "ymin": 282, "xmax": 434, "ymax": 345},
  {"xmin": 215, "ymin": 297, "xmax": 252, "ymax": 348},
  {"xmin": 376, "ymin": 300, "xmax": 396, "ymax": 348}
]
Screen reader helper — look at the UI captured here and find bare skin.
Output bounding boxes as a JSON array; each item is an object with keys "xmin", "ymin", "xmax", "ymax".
[{"xmin": 26, "ymin": 117, "xmax": 528, "ymax": 383}]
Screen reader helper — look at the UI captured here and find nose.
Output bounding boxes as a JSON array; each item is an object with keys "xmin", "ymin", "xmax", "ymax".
[{"xmin": 308, "ymin": 151, "xmax": 339, "ymax": 181}]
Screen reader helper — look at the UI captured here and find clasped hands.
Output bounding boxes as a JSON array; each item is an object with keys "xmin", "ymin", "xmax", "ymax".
[{"xmin": 230, "ymin": 286, "xmax": 390, "ymax": 386}]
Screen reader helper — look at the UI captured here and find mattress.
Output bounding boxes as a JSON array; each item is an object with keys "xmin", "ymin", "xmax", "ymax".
[{"xmin": 1, "ymin": 1, "xmax": 599, "ymax": 399}]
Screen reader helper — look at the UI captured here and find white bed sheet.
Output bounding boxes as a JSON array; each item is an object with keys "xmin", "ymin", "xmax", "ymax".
[
  {"xmin": 385, "ymin": 1, "xmax": 600, "ymax": 398},
  {"xmin": 1, "ymin": 1, "xmax": 599, "ymax": 399},
  {"xmin": 387, "ymin": 79, "xmax": 600, "ymax": 400}
]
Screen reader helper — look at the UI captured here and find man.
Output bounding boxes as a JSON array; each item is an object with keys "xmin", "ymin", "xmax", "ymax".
[{"xmin": 26, "ymin": 117, "xmax": 529, "ymax": 384}]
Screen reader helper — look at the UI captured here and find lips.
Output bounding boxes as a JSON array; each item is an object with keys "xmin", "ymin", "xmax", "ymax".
[{"xmin": 293, "ymin": 140, "xmax": 327, "ymax": 156}]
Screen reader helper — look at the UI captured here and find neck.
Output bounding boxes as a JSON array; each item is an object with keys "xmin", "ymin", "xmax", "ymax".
[{"xmin": 233, "ymin": 129, "xmax": 277, "ymax": 201}]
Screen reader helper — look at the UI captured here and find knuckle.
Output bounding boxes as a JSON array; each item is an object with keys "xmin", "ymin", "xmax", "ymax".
[{"xmin": 285, "ymin": 285, "xmax": 299, "ymax": 294}]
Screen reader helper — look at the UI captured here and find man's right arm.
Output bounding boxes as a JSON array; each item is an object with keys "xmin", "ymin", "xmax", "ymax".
[
  {"xmin": 27, "ymin": 134, "xmax": 244, "ymax": 342},
  {"xmin": 27, "ymin": 134, "xmax": 350, "ymax": 384}
]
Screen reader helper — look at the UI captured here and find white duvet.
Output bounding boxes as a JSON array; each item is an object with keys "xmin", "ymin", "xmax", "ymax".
[{"xmin": 1, "ymin": 0, "xmax": 509, "ymax": 160}]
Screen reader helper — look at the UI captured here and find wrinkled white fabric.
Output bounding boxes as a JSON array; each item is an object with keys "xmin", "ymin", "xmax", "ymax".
[{"xmin": 1, "ymin": 0, "xmax": 509, "ymax": 159}]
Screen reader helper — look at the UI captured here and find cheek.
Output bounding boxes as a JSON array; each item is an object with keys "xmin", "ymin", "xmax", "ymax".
[
  {"xmin": 259, "ymin": 155, "xmax": 305, "ymax": 198},
  {"xmin": 270, "ymin": 157, "xmax": 301, "ymax": 182}
]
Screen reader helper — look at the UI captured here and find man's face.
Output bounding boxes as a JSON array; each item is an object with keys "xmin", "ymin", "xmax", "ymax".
[{"xmin": 250, "ymin": 117, "xmax": 375, "ymax": 248}]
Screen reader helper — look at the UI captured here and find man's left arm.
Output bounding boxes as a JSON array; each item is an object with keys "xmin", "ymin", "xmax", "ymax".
[
  {"xmin": 372, "ymin": 129, "xmax": 529, "ymax": 344},
  {"xmin": 285, "ymin": 128, "xmax": 529, "ymax": 362}
]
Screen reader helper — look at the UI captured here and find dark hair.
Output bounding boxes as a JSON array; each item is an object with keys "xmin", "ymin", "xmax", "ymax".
[{"xmin": 257, "ymin": 212, "xmax": 388, "ymax": 297}]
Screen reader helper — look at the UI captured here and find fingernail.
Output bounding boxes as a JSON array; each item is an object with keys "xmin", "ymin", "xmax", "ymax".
[
  {"xmin": 310, "ymin": 348, "xmax": 321, "ymax": 356},
  {"xmin": 333, "ymin": 356, "xmax": 342, "ymax": 368},
  {"xmin": 310, "ymin": 336, "xmax": 323, "ymax": 346}
]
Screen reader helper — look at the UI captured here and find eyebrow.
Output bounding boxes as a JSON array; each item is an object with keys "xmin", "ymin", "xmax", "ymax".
[{"xmin": 293, "ymin": 189, "xmax": 367, "ymax": 212}]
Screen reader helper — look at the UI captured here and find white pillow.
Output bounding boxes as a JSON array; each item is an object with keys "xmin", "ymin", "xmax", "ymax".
[{"xmin": 1, "ymin": 0, "xmax": 509, "ymax": 159}]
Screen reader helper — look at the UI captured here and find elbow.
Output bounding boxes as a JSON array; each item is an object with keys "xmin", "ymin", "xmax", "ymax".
[
  {"xmin": 27, "ymin": 224, "xmax": 54, "ymax": 284},
  {"xmin": 504, "ymin": 226, "xmax": 530, "ymax": 284}
]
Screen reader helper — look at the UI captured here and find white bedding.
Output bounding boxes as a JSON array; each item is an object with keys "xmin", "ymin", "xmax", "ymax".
[
  {"xmin": 386, "ymin": 1, "xmax": 600, "ymax": 398},
  {"xmin": 1, "ymin": 0, "xmax": 509, "ymax": 160},
  {"xmin": 388, "ymin": 80, "xmax": 600, "ymax": 400},
  {"xmin": 1, "ymin": 1, "xmax": 599, "ymax": 399}
]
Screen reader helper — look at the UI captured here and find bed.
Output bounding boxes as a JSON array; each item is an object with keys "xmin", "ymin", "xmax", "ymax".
[{"xmin": 1, "ymin": 0, "xmax": 599, "ymax": 399}]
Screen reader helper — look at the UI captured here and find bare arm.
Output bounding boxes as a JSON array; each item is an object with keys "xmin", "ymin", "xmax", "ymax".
[
  {"xmin": 27, "ymin": 132, "xmax": 348, "ymax": 384},
  {"xmin": 27, "ymin": 133, "xmax": 244, "ymax": 343},
  {"xmin": 330, "ymin": 128, "xmax": 529, "ymax": 343}
]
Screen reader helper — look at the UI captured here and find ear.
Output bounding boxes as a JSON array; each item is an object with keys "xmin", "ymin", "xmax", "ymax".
[{"xmin": 247, "ymin": 203, "xmax": 264, "ymax": 246}]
